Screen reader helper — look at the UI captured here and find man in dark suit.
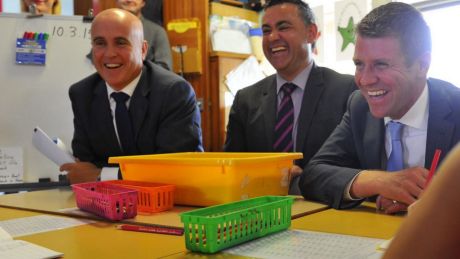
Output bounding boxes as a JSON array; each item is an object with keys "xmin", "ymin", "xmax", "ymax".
[
  {"xmin": 224, "ymin": 0, "xmax": 356, "ymax": 194},
  {"xmin": 116, "ymin": 0, "xmax": 172, "ymax": 70},
  {"xmin": 60, "ymin": 8, "xmax": 202, "ymax": 184},
  {"xmin": 299, "ymin": 2, "xmax": 460, "ymax": 214}
]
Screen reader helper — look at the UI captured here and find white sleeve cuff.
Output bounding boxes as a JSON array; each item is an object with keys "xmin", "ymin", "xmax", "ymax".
[
  {"xmin": 343, "ymin": 172, "xmax": 363, "ymax": 201},
  {"xmin": 100, "ymin": 167, "xmax": 119, "ymax": 181}
]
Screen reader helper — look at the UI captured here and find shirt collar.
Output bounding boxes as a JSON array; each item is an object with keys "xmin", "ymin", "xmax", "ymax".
[
  {"xmin": 276, "ymin": 61, "xmax": 313, "ymax": 93},
  {"xmin": 384, "ymin": 82, "xmax": 429, "ymax": 130},
  {"xmin": 106, "ymin": 71, "xmax": 142, "ymax": 98}
]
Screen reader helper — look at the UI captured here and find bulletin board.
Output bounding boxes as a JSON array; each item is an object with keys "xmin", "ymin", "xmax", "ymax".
[{"xmin": 0, "ymin": 13, "xmax": 95, "ymax": 182}]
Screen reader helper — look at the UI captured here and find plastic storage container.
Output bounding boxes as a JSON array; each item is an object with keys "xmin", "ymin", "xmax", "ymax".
[
  {"xmin": 109, "ymin": 152, "xmax": 302, "ymax": 206},
  {"xmin": 180, "ymin": 196, "xmax": 294, "ymax": 253},
  {"xmin": 72, "ymin": 182, "xmax": 137, "ymax": 221},
  {"xmin": 104, "ymin": 180, "xmax": 175, "ymax": 213}
]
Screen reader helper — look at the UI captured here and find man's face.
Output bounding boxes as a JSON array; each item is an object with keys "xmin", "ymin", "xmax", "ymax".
[
  {"xmin": 262, "ymin": 3, "xmax": 316, "ymax": 81},
  {"xmin": 24, "ymin": 0, "xmax": 56, "ymax": 14},
  {"xmin": 116, "ymin": 0, "xmax": 145, "ymax": 16},
  {"xmin": 91, "ymin": 11, "xmax": 147, "ymax": 91},
  {"xmin": 353, "ymin": 35, "xmax": 427, "ymax": 119}
]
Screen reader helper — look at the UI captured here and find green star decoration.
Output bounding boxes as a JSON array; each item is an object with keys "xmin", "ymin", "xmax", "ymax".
[{"xmin": 338, "ymin": 16, "xmax": 356, "ymax": 52}]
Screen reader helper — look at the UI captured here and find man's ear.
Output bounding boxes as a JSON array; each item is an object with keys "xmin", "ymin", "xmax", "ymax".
[
  {"xmin": 306, "ymin": 23, "xmax": 318, "ymax": 44},
  {"xmin": 416, "ymin": 51, "xmax": 431, "ymax": 78},
  {"xmin": 141, "ymin": 40, "xmax": 148, "ymax": 60}
]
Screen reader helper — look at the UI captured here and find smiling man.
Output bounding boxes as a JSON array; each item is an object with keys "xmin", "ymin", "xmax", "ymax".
[
  {"xmin": 299, "ymin": 2, "xmax": 460, "ymax": 214},
  {"xmin": 60, "ymin": 9, "xmax": 202, "ymax": 184},
  {"xmin": 224, "ymin": 0, "xmax": 356, "ymax": 195}
]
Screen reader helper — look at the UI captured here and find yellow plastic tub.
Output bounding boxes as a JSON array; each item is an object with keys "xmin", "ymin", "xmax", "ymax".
[{"xmin": 108, "ymin": 152, "xmax": 302, "ymax": 206}]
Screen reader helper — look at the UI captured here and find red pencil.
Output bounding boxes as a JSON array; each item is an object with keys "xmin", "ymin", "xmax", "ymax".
[
  {"xmin": 116, "ymin": 224, "xmax": 183, "ymax": 236},
  {"xmin": 425, "ymin": 149, "xmax": 441, "ymax": 188}
]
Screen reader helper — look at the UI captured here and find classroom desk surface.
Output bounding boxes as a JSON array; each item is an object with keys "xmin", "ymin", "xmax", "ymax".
[
  {"xmin": 163, "ymin": 202, "xmax": 405, "ymax": 258},
  {"xmin": 0, "ymin": 207, "xmax": 186, "ymax": 259},
  {"xmin": 0, "ymin": 188, "xmax": 328, "ymax": 228},
  {"xmin": 291, "ymin": 202, "xmax": 404, "ymax": 239}
]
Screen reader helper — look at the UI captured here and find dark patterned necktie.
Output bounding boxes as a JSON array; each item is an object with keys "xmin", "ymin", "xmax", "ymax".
[
  {"xmin": 273, "ymin": 83, "xmax": 297, "ymax": 152},
  {"xmin": 111, "ymin": 92, "xmax": 137, "ymax": 155}
]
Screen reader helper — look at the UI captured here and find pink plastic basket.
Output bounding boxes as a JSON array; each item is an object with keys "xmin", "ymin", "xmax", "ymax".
[{"xmin": 72, "ymin": 182, "xmax": 138, "ymax": 221}]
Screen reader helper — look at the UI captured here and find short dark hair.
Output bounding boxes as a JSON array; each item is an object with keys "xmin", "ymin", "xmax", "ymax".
[
  {"xmin": 264, "ymin": 0, "xmax": 316, "ymax": 26},
  {"xmin": 356, "ymin": 2, "xmax": 431, "ymax": 65}
]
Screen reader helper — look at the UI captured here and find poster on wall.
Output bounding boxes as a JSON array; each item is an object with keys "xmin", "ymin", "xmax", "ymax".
[
  {"xmin": 335, "ymin": 0, "xmax": 369, "ymax": 60},
  {"xmin": 311, "ymin": 5, "xmax": 324, "ymax": 64}
]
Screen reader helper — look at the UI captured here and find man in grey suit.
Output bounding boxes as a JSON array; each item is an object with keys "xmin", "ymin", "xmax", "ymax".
[
  {"xmin": 116, "ymin": 0, "xmax": 173, "ymax": 70},
  {"xmin": 224, "ymin": 0, "xmax": 356, "ymax": 194},
  {"xmin": 60, "ymin": 9, "xmax": 202, "ymax": 184},
  {"xmin": 299, "ymin": 2, "xmax": 460, "ymax": 214}
]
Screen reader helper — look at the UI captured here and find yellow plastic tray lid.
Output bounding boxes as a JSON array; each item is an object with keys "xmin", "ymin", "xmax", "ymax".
[{"xmin": 108, "ymin": 152, "xmax": 303, "ymax": 166}]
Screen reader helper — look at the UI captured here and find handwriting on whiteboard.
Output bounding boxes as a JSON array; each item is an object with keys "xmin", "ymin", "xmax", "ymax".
[{"xmin": 0, "ymin": 147, "xmax": 23, "ymax": 184}]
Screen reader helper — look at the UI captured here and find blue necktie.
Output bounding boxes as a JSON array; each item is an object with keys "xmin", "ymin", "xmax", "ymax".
[
  {"xmin": 387, "ymin": 121, "xmax": 404, "ymax": 171},
  {"xmin": 273, "ymin": 83, "xmax": 296, "ymax": 152},
  {"xmin": 111, "ymin": 92, "xmax": 137, "ymax": 155}
]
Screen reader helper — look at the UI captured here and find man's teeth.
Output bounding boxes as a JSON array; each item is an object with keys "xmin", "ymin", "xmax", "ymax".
[
  {"xmin": 105, "ymin": 64, "xmax": 121, "ymax": 68},
  {"xmin": 272, "ymin": 46, "xmax": 285, "ymax": 52},
  {"xmin": 368, "ymin": 90, "xmax": 386, "ymax": 97}
]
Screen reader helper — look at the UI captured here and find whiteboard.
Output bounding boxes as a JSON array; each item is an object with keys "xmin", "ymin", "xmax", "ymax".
[{"xmin": 0, "ymin": 13, "xmax": 95, "ymax": 182}]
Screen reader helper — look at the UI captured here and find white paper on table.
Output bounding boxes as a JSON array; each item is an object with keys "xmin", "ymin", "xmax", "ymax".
[
  {"xmin": 32, "ymin": 126, "xmax": 75, "ymax": 166},
  {"xmin": 0, "ymin": 226, "xmax": 63, "ymax": 259},
  {"xmin": 224, "ymin": 229, "xmax": 385, "ymax": 259}
]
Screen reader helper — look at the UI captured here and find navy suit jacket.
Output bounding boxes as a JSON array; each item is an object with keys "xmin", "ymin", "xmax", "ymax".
[
  {"xmin": 300, "ymin": 78, "xmax": 460, "ymax": 209},
  {"xmin": 224, "ymin": 64, "xmax": 356, "ymax": 193},
  {"xmin": 69, "ymin": 61, "xmax": 203, "ymax": 168}
]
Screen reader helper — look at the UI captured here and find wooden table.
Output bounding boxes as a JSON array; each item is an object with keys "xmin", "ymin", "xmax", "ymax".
[
  {"xmin": 0, "ymin": 189, "xmax": 329, "ymax": 228},
  {"xmin": 0, "ymin": 207, "xmax": 186, "ymax": 259}
]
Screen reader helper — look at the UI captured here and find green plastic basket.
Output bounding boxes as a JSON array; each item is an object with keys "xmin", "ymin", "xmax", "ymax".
[{"xmin": 180, "ymin": 196, "xmax": 294, "ymax": 253}]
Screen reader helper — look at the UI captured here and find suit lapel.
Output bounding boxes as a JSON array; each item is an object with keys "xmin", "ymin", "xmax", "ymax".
[
  {"xmin": 296, "ymin": 64, "xmax": 324, "ymax": 151},
  {"xmin": 129, "ymin": 67, "xmax": 149, "ymax": 141},
  {"xmin": 425, "ymin": 80, "xmax": 453, "ymax": 167},
  {"xmin": 363, "ymin": 112, "xmax": 385, "ymax": 169},
  {"xmin": 261, "ymin": 77, "xmax": 278, "ymax": 149},
  {"xmin": 91, "ymin": 81, "xmax": 120, "ymax": 152}
]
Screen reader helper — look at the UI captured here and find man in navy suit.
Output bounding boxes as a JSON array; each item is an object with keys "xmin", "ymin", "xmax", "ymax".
[
  {"xmin": 224, "ymin": 0, "xmax": 356, "ymax": 194},
  {"xmin": 299, "ymin": 2, "xmax": 460, "ymax": 214},
  {"xmin": 60, "ymin": 9, "xmax": 202, "ymax": 184}
]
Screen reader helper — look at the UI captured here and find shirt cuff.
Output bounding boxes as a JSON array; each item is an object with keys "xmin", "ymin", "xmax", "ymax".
[
  {"xmin": 343, "ymin": 172, "xmax": 363, "ymax": 201},
  {"xmin": 100, "ymin": 167, "xmax": 119, "ymax": 181}
]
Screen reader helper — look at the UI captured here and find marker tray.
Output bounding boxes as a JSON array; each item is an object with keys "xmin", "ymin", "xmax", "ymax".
[
  {"xmin": 72, "ymin": 182, "xmax": 138, "ymax": 221},
  {"xmin": 180, "ymin": 196, "xmax": 294, "ymax": 253},
  {"xmin": 104, "ymin": 180, "xmax": 175, "ymax": 213}
]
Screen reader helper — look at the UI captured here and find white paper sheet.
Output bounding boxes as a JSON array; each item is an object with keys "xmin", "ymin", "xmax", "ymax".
[
  {"xmin": 0, "ymin": 226, "xmax": 63, "ymax": 259},
  {"xmin": 0, "ymin": 215, "xmax": 91, "ymax": 238},
  {"xmin": 224, "ymin": 229, "xmax": 384, "ymax": 259},
  {"xmin": 32, "ymin": 126, "xmax": 75, "ymax": 166}
]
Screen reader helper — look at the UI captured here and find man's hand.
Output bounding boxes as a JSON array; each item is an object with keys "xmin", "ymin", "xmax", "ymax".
[
  {"xmin": 351, "ymin": 166, "xmax": 428, "ymax": 205},
  {"xmin": 289, "ymin": 165, "xmax": 303, "ymax": 181},
  {"xmin": 60, "ymin": 161, "xmax": 101, "ymax": 184},
  {"xmin": 376, "ymin": 195, "xmax": 408, "ymax": 214}
]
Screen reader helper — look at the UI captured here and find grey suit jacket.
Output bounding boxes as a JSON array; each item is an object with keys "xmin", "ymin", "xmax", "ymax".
[
  {"xmin": 224, "ymin": 63, "xmax": 356, "ymax": 193},
  {"xmin": 141, "ymin": 16, "xmax": 173, "ymax": 71},
  {"xmin": 300, "ymin": 78, "xmax": 460, "ymax": 209},
  {"xmin": 69, "ymin": 61, "xmax": 203, "ymax": 168}
]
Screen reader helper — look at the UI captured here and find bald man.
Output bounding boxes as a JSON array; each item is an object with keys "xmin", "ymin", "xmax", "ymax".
[{"xmin": 60, "ymin": 9, "xmax": 203, "ymax": 184}]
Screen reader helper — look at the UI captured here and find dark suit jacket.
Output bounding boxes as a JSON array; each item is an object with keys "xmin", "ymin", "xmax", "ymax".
[
  {"xmin": 69, "ymin": 61, "xmax": 203, "ymax": 168},
  {"xmin": 300, "ymin": 78, "xmax": 460, "ymax": 209},
  {"xmin": 141, "ymin": 16, "xmax": 173, "ymax": 70},
  {"xmin": 224, "ymin": 63, "xmax": 356, "ymax": 193}
]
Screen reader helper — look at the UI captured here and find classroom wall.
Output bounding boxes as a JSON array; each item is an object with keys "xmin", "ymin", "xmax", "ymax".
[{"xmin": 0, "ymin": 13, "xmax": 95, "ymax": 182}]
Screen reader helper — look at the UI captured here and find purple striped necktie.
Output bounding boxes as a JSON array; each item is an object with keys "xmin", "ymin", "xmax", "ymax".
[{"xmin": 273, "ymin": 83, "xmax": 297, "ymax": 152}]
